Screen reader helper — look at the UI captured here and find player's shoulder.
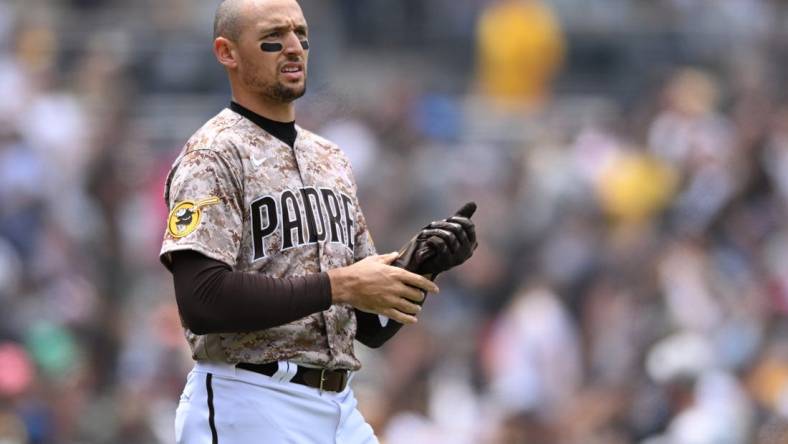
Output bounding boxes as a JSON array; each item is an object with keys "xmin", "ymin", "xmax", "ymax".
[
  {"xmin": 182, "ymin": 108, "xmax": 246, "ymax": 157},
  {"xmin": 165, "ymin": 108, "xmax": 248, "ymax": 190},
  {"xmin": 163, "ymin": 109, "xmax": 246, "ymax": 202},
  {"xmin": 297, "ymin": 126, "xmax": 358, "ymax": 186},
  {"xmin": 297, "ymin": 126, "xmax": 350, "ymax": 161}
]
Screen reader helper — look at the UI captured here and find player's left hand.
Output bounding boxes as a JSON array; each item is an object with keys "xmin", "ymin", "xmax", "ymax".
[{"xmin": 393, "ymin": 202, "xmax": 478, "ymax": 276}]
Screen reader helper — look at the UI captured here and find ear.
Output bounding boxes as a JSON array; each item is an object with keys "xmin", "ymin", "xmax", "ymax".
[{"xmin": 214, "ymin": 37, "xmax": 238, "ymax": 69}]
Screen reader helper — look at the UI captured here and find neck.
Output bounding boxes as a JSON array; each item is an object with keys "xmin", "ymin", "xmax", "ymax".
[{"xmin": 231, "ymin": 90, "xmax": 295, "ymax": 122}]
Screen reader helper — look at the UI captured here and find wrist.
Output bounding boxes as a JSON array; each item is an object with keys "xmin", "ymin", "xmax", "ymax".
[{"xmin": 327, "ymin": 267, "xmax": 353, "ymax": 305}]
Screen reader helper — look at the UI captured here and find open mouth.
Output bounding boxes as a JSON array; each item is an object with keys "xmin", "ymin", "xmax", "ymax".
[{"xmin": 280, "ymin": 64, "xmax": 303, "ymax": 77}]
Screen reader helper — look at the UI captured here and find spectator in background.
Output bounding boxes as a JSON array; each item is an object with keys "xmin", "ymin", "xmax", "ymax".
[
  {"xmin": 647, "ymin": 68, "xmax": 739, "ymax": 233},
  {"xmin": 474, "ymin": 0, "xmax": 565, "ymax": 111},
  {"xmin": 482, "ymin": 284, "xmax": 581, "ymax": 435}
]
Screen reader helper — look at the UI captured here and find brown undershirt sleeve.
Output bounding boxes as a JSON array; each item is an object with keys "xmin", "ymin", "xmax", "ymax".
[
  {"xmin": 353, "ymin": 309, "xmax": 406, "ymax": 348},
  {"xmin": 170, "ymin": 250, "xmax": 332, "ymax": 335}
]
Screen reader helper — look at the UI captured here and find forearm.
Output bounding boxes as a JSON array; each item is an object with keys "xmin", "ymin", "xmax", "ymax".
[
  {"xmin": 325, "ymin": 256, "xmax": 435, "ymax": 327},
  {"xmin": 354, "ymin": 309, "xmax": 405, "ymax": 348},
  {"xmin": 171, "ymin": 251, "xmax": 332, "ymax": 334}
]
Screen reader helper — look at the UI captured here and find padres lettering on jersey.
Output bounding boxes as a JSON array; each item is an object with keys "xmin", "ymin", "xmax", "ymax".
[
  {"xmin": 251, "ymin": 187, "xmax": 355, "ymax": 261},
  {"xmin": 160, "ymin": 107, "xmax": 377, "ymax": 371}
]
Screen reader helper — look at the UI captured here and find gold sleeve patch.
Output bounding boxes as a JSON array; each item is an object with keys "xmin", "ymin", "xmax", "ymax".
[{"xmin": 167, "ymin": 196, "xmax": 221, "ymax": 238}]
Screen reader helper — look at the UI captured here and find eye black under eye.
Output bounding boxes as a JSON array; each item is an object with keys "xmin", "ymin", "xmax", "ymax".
[
  {"xmin": 259, "ymin": 40, "xmax": 309, "ymax": 52},
  {"xmin": 260, "ymin": 42, "xmax": 283, "ymax": 52}
]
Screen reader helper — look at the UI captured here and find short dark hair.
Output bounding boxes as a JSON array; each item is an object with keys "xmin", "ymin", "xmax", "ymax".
[{"xmin": 214, "ymin": 0, "xmax": 244, "ymax": 41}]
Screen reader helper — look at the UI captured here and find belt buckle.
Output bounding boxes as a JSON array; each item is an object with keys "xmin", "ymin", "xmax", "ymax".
[{"xmin": 319, "ymin": 368, "xmax": 327, "ymax": 394}]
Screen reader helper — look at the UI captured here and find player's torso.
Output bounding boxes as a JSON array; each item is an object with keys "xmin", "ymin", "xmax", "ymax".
[
  {"xmin": 232, "ymin": 120, "xmax": 358, "ymax": 276},
  {"xmin": 176, "ymin": 109, "xmax": 362, "ymax": 370}
]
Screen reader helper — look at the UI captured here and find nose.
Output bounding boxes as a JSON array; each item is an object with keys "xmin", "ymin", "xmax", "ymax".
[{"xmin": 282, "ymin": 31, "xmax": 304, "ymax": 56}]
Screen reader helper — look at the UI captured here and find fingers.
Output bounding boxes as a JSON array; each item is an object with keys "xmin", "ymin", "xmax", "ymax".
[
  {"xmin": 454, "ymin": 201, "xmax": 477, "ymax": 218},
  {"xmin": 447, "ymin": 216, "xmax": 474, "ymax": 232},
  {"xmin": 432, "ymin": 220, "xmax": 471, "ymax": 250},
  {"xmin": 419, "ymin": 227, "xmax": 460, "ymax": 253},
  {"xmin": 370, "ymin": 252, "xmax": 399, "ymax": 264},
  {"xmin": 395, "ymin": 283, "xmax": 427, "ymax": 304},
  {"xmin": 384, "ymin": 308, "xmax": 418, "ymax": 325},
  {"xmin": 392, "ymin": 294, "xmax": 423, "ymax": 314},
  {"xmin": 447, "ymin": 216, "xmax": 477, "ymax": 246},
  {"xmin": 392, "ymin": 267, "xmax": 439, "ymax": 294},
  {"xmin": 381, "ymin": 286, "xmax": 425, "ymax": 324},
  {"xmin": 366, "ymin": 283, "xmax": 425, "ymax": 323},
  {"xmin": 423, "ymin": 236, "xmax": 447, "ymax": 256}
]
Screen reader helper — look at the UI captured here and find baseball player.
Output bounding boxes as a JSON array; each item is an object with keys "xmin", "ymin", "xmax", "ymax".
[{"xmin": 160, "ymin": 0, "xmax": 476, "ymax": 442}]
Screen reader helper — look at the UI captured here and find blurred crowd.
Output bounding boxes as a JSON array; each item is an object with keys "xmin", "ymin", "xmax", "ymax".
[{"xmin": 1, "ymin": 0, "xmax": 788, "ymax": 443}]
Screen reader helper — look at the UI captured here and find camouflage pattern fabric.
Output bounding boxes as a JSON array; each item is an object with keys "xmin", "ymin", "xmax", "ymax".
[{"xmin": 160, "ymin": 108, "xmax": 376, "ymax": 371}]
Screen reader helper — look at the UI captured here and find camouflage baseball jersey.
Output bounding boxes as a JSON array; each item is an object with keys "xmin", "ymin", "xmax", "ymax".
[{"xmin": 160, "ymin": 107, "xmax": 376, "ymax": 371}]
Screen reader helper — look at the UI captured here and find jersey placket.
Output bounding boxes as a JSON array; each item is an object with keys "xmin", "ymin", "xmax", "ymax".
[{"xmin": 289, "ymin": 135, "xmax": 340, "ymax": 363}]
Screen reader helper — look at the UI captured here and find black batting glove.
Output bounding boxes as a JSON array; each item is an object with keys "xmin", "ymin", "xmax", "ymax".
[{"xmin": 393, "ymin": 202, "xmax": 478, "ymax": 277}]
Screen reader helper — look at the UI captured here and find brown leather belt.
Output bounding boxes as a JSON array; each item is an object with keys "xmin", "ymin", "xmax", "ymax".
[{"xmin": 236, "ymin": 362, "xmax": 349, "ymax": 393}]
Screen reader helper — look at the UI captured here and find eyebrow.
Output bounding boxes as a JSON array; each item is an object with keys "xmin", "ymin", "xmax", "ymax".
[{"xmin": 259, "ymin": 23, "xmax": 308, "ymax": 36}]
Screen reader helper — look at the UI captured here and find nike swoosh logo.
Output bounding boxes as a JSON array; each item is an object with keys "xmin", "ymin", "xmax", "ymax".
[{"xmin": 251, "ymin": 154, "xmax": 265, "ymax": 168}]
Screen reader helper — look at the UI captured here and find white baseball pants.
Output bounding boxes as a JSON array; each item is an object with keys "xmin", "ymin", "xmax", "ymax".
[{"xmin": 175, "ymin": 361, "xmax": 379, "ymax": 444}]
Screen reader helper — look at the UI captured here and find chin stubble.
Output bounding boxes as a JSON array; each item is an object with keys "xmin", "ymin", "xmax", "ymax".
[
  {"xmin": 267, "ymin": 81, "xmax": 306, "ymax": 103},
  {"xmin": 241, "ymin": 68, "xmax": 307, "ymax": 103}
]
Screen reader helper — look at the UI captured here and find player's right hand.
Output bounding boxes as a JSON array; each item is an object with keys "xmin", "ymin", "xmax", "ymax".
[{"xmin": 326, "ymin": 252, "xmax": 439, "ymax": 325}]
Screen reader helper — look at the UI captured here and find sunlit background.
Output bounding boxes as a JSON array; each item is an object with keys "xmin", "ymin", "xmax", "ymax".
[{"xmin": 1, "ymin": 0, "xmax": 788, "ymax": 443}]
